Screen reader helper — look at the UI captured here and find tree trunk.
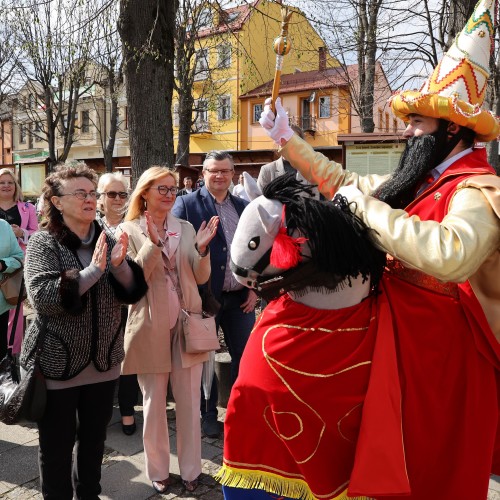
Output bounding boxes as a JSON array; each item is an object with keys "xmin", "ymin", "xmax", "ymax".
[
  {"xmin": 175, "ymin": 90, "xmax": 194, "ymax": 167},
  {"xmin": 118, "ymin": 0, "xmax": 177, "ymax": 182}
]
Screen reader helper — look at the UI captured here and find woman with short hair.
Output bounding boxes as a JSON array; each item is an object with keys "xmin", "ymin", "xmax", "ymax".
[{"xmin": 20, "ymin": 162, "xmax": 147, "ymax": 500}]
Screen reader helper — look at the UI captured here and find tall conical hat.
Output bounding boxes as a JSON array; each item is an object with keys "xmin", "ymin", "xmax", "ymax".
[{"xmin": 390, "ymin": 0, "xmax": 499, "ymax": 142}]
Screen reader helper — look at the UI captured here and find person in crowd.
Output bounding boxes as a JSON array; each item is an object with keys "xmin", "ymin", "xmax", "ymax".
[
  {"xmin": 116, "ymin": 166, "xmax": 219, "ymax": 495},
  {"xmin": 97, "ymin": 172, "xmax": 140, "ymax": 436},
  {"xmin": 195, "ymin": 173, "xmax": 205, "ymax": 190},
  {"xmin": 178, "ymin": 176, "xmax": 195, "ymax": 196},
  {"xmin": 20, "ymin": 163, "xmax": 147, "ymax": 500},
  {"xmin": 173, "ymin": 151, "xmax": 258, "ymax": 439},
  {"xmin": 0, "ymin": 219, "xmax": 24, "ymax": 360},
  {"xmin": 257, "ymin": 125, "xmax": 304, "ymax": 192},
  {"xmin": 0, "ymin": 168, "xmax": 38, "ymax": 355},
  {"xmin": 232, "ymin": 173, "xmax": 250, "ymax": 201},
  {"xmin": 258, "ymin": 1, "xmax": 500, "ymax": 496}
]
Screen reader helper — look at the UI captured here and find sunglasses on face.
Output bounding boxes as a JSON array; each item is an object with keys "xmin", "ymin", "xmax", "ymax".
[{"xmin": 102, "ymin": 191, "xmax": 128, "ymax": 199}]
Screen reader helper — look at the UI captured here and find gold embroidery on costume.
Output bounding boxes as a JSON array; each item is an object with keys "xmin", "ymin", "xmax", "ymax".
[
  {"xmin": 261, "ymin": 324, "xmax": 372, "ymax": 465},
  {"xmin": 338, "ymin": 403, "xmax": 363, "ymax": 443}
]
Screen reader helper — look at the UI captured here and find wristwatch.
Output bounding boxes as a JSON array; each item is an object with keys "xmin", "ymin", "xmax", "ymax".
[{"xmin": 195, "ymin": 243, "xmax": 209, "ymax": 257}]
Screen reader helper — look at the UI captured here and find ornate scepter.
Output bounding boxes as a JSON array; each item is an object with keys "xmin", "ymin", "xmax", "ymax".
[{"xmin": 271, "ymin": 4, "xmax": 293, "ymax": 113}]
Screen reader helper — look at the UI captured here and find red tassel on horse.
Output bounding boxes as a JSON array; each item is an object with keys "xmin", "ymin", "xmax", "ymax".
[{"xmin": 270, "ymin": 206, "xmax": 307, "ymax": 269}]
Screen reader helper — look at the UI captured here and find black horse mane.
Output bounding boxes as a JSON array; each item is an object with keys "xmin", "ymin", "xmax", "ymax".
[{"xmin": 262, "ymin": 173, "xmax": 386, "ymax": 291}]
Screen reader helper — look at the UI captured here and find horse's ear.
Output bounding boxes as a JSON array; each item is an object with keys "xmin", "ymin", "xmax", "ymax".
[
  {"xmin": 257, "ymin": 204, "xmax": 281, "ymax": 235},
  {"xmin": 243, "ymin": 172, "xmax": 261, "ymax": 201}
]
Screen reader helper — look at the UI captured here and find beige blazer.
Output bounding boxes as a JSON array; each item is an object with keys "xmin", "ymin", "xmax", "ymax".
[{"xmin": 116, "ymin": 214, "xmax": 211, "ymax": 375}]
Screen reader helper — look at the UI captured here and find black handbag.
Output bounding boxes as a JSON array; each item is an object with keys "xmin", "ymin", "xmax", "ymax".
[{"xmin": 0, "ymin": 278, "xmax": 47, "ymax": 425}]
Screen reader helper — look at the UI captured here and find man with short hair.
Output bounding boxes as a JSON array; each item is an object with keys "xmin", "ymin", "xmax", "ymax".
[
  {"xmin": 173, "ymin": 150, "xmax": 257, "ymax": 438},
  {"xmin": 177, "ymin": 176, "xmax": 195, "ymax": 196},
  {"xmin": 258, "ymin": 0, "xmax": 500, "ymax": 496}
]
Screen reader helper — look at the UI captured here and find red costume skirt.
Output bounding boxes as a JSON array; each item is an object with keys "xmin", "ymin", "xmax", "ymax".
[{"xmin": 217, "ymin": 274, "xmax": 499, "ymax": 500}]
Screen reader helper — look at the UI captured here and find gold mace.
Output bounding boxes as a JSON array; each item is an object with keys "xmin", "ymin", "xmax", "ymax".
[{"xmin": 271, "ymin": 4, "xmax": 293, "ymax": 113}]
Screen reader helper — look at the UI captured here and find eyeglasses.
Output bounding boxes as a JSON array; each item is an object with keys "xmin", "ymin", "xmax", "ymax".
[
  {"xmin": 59, "ymin": 190, "xmax": 99, "ymax": 200},
  {"xmin": 102, "ymin": 191, "xmax": 128, "ymax": 199},
  {"xmin": 149, "ymin": 186, "xmax": 178, "ymax": 196},
  {"xmin": 204, "ymin": 168, "xmax": 234, "ymax": 176}
]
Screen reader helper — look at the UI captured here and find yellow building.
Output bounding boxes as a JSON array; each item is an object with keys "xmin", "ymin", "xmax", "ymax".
[{"xmin": 173, "ymin": 0, "xmax": 339, "ymax": 154}]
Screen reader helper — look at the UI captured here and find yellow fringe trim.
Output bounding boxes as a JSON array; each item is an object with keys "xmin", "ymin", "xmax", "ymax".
[{"xmin": 214, "ymin": 464, "xmax": 374, "ymax": 500}]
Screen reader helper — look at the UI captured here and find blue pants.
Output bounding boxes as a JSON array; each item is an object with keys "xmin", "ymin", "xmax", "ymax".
[
  {"xmin": 201, "ymin": 289, "xmax": 255, "ymax": 418},
  {"xmin": 223, "ymin": 486, "xmax": 296, "ymax": 499}
]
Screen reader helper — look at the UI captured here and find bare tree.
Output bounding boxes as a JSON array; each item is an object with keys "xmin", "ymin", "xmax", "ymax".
[
  {"xmin": 118, "ymin": 0, "xmax": 178, "ymax": 180},
  {"xmin": 174, "ymin": 0, "xmax": 234, "ymax": 167},
  {"xmin": 8, "ymin": 0, "xmax": 96, "ymax": 169},
  {"xmin": 90, "ymin": 1, "xmax": 124, "ymax": 173}
]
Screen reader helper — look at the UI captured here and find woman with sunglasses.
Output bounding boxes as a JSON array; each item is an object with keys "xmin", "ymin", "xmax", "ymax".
[
  {"xmin": 97, "ymin": 173, "xmax": 140, "ymax": 436},
  {"xmin": 20, "ymin": 163, "xmax": 147, "ymax": 499},
  {"xmin": 115, "ymin": 166, "xmax": 218, "ymax": 494}
]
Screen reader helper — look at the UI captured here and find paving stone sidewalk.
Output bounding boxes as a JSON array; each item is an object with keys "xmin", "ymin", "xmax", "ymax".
[
  {"xmin": 0, "ymin": 399, "xmax": 225, "ymax": 499},
  {"xmin": 1, "ymin": 398, "xmax": 499, "ymax": 499}
]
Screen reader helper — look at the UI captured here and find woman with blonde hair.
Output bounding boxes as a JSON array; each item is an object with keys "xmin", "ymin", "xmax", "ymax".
[
  {"xmin": 116, "ymin": 166, "xmax": 219, "ymax": 494},
  {"xmin": 0, "ymin": 168, "xmax": 38, "ymax": 354}
]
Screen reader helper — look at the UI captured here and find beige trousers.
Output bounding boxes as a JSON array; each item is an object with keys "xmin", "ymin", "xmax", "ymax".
[{"xmin": 138, "ymin": 362, "xmax": 203, "ymax": 482}]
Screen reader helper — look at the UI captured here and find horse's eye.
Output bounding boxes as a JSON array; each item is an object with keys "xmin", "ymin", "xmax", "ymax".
[{"xmin": 248, "ymin": 237, "xmax": 260, "ymax": 250}]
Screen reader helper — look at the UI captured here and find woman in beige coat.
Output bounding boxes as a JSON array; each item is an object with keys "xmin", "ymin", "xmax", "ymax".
[{"xmin": 116, "ymin": 166, "xmax": 218, "ymax": 495}]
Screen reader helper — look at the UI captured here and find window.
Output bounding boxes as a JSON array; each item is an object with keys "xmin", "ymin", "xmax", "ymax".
[
  {"xmin": 173, "ymin": 103, "xmax": 179, "ymax": 127},
  {"xmin": 19, "ymin": 124, "xmax": 26, "ymax": 144},
  {"xmin": 195, "ymin": 49, "xmax": 208, "ymax": 80},
  {"xmin": 27, "ymin": 94, "xmax": 35, "ymax": 109},
  {"xmin": 81, "ymin": 110, "xmax": 90, "ymax": 133},
  {"xmin": 378, "ymin": 109, "xmax": 383, "ymax": 131},
  {"xmin": 124, "ymin": 106, "xmax": 128, "ymax": 130},
  {"xmin": 34, "ymin": 121, "xmax": 43, "ymax": 142},
  {"xmin": 319, "ymin": 96, "xmax": 331, "ymax": 118},
  {"xmin": 385, "ymin": 112, "xmax": 389, "ymax": 133},
  {"xmin": 198, "ymin": 8, "xmax": 213, "ymax": 28},
  {"xmin": 195, "ymin": 99, "xmax": 209, "ymax": 130},
  {"xmin": 253, "ymin": 103, "xmax": 263, "ymax": 123},
  {"xmin": 393, "ymin": 118, "xmax": 398, "ymax": 134},
  {"xmin": 218, "ymin": 96, "xmax": 231, "ymax": 121},
  {"xmin": 218, "ymin": 44, "xmax": 231, "ymax": 68}
]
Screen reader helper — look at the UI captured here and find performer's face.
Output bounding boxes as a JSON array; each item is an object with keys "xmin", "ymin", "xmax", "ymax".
[
  {"xmin": 373, "ymin": 118, "xmax": 449, "ymax": 209},
  {"xmin": 402, "ymin": 114, "xmax": 440, "ymax": 137}
]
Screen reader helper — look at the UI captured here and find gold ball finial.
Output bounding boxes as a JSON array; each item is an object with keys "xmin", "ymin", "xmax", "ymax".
[{"xmin": 274, "ymin": 36, "xmax": 292, "ymax": 56}]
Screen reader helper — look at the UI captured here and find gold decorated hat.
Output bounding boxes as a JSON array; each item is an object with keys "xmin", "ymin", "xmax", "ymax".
[{"xmin": 390, "ymin": 0, "xmax": 499, "ymax": 142}]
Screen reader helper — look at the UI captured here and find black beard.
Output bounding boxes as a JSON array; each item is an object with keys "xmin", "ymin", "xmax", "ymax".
[{"xmin": 373, "ymin": 121, "xmax": 452, "ymax": 209}]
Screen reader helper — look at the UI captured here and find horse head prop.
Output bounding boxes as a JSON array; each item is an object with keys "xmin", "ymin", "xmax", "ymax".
[{"xmin": 230, "ymin": 173, "xmax": 386, "ymax": 306}]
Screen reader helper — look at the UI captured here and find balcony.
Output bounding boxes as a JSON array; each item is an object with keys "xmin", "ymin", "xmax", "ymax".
[
  {"xmin": 289, "ymin": 115, "xmax": 317, "ymax": 135},
  {"xmin": 191, "ymin": 120, "xmax": 211, "ymax": 136}
]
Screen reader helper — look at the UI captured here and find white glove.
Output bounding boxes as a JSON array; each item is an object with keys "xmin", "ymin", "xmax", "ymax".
[
  {"xmin": 259, "ymin": 97, "xmax": 294, "ymax": 145},
  {"xmin": 336, "ymin": 184, "xmax": 363, "ymax": 202}
]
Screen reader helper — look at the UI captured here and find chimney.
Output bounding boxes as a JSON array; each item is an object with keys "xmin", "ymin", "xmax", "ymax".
[{"xmin": 319, "ymin": 47, "xmax": 326, "ymax": 71}]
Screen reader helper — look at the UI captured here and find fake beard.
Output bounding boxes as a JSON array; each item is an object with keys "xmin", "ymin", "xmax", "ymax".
[{"xmin": 372, "ymin": 134, "xmax": 439, "ymax": 209}]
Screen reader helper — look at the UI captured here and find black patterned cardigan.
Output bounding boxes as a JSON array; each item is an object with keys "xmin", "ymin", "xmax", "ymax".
[{"xmin": 20, "ymin": 221, "xmax": 148, "ymax": 380}]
